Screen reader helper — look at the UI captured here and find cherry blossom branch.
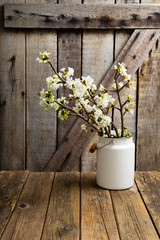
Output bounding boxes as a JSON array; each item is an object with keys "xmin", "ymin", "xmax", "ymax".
[
  {"xmin": 113, "ymin": 106, "xmax": 121, "ymax": 111},
  {"xmin": 55, "ymin": 100, "xmax": 98, "ymax": 131},
  {"xmin": 111, "ymin": 122, "xmax": 119, "ymax": 138},
  {"xmin": 87, "ymin": 89, "xmax": 108, "ymax": 115},
  {"xmin": 104, "ymin": 127, "xmax": 111, "ymax": 137},
  {"xmin": 122, "ymin": 100, "xmax": 129, "ymax": 108},
  {"xmin": 38, "ymin": 53, "xmax": 134, "ymax": 138},
  {"xmin": 123, "ymin": 110, "xmax": 127, "ymax": 116},
  {"xmin": 115, "ymin": 77, "xmax": 124, "ymax": 137},
  {"xmin": 48, "ymin": 60, "xmax": 66, "ymax": 83},
  {"xmin": 118, "ymin": 82, "xmax": 129, "ymax": 92},
  {"xmin": 78, "ymin": 100, "xmax": 89, "ymax": 120}
]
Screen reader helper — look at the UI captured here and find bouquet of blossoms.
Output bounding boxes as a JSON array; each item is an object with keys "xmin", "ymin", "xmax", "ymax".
[{"xmin": 37, "ymin": 51, "xmax": 134, "ymax": 138}]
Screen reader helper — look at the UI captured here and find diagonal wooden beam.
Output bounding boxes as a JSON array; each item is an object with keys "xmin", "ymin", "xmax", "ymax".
[
  {"xmin": 44, "ymin": 29, "xmax": 160, "ymax": 172},
  {"xmin": 4, "ymin": 4, "xmax": 160, "ymax": 29}
]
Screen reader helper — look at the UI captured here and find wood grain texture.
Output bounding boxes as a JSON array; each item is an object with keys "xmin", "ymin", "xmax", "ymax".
[
  {"xmin": 44, "ymin": 29, "xmax": 160, "ymax": 172},
  {"xmin": 0, "ymin": 171, "xmax": 29, "ymax": 238},
  {"xmin": 114, "ymin": 0, "xmax": 138, "ymax": 138},
  {"xmin": 44, "ymin": 118, "xmax": 94, "ymax": 171},
  {"xmin": 136, "ymin": 0, "xmax": 160, "ymax": 171},
  {"xmin": 41, "ymin": 172, "xmax": 80, "ymax": 240},
  {"xmin": 81, "ymin": 134, "xmax": 99, "ymax": 172},
  {"xmin": 111, "ymin": 183, "xmax": 159, "ymax": 240},
  {"xmin": 135, "ymin": 171, "xmax": 160, "ymax": 236},
  {"xmin": 4, "ymin": 3, "xmax": 160, "ymax": 29},
  {"xmin": 57, "ymin": 0, "xmax": 81, "ymax": 171},
  {"xmin": 0, "ymin": 171, "xmax": 160, "ymax": 239},
  {"xmin": 101, "ymin": 30, "xmax": 160, "ymax": 95},
  {"xmin": 1, "ymin": 172, "xmax": 54, "ymax": 240},
  {"xmin": 0, "ymin": 0, "xmax": 25, "ymax": 170},
  {"xmin": 81, "ymin": 0, "xmax": 114, "ymax": 172},
  {"xmin": 26, "ymin": 0, "xmax": 57, "ymax": 171},
  {"xmin": 57, "ymin": 30, "xmax": 81, "ymax": 147},
  {"xmin": 81, "ymin": 172, "xmax": 120, "ymax": 240},
  {"xmin": 136, "ymin": 38, "xmax": 160, "ymax": 170}
]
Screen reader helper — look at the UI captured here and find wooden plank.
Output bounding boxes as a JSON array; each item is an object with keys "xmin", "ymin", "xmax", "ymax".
[
  {"xmin": 44, "ymin": 29, "xmax": 160, "ymax": 172},
  {"xmin": 135, "ymin": 171, "xmax": 160, "ymax": 236},
  {"xmin": 136, "ymin": 0, "xmax": 160, "ymax": 171},
  {"xmin": 114, "ymin": 0, "xmax": 138, "ymax": 138},
  {"xmin": 81, "ymin": 0, "xmax": 114, "ymax": 172},
  {"xmin": 4, "ymin": 3, "xmax": 160, "ymax": 29},
  {"xmin": 41, "ymin": 172, "xmax": 80, "ymax": 240},
  {"xmin": 0, "ymin": 0, "xmax": 25, "ymax": 170},
  {"xmin": 1, "ymin": 172, "xmax": 54, "ymax": 240},
  {"xmin": 81, "ymin": 172, "xmax": 120, "ymax": 239},
  {"xmin": 81, "ymin": 134, "xmax": 99, "ymax": 172},
  {"xmin": 57, "ymin": 31, "xmax": 81, "ymax": 147},
  {"xmin": 26, "ymin": 0, "xmax": 57, "ymax": 171},
  {"xmin": 0, "ymin": 171, "xmax": 29, "ymax": 238},
  {"xmin": 57, "ymin": 0, "xmax": 81, "ymax": 171},
  {"xmin": 110, "ymin": 183, "xmax": 159, "ymax": 240}
]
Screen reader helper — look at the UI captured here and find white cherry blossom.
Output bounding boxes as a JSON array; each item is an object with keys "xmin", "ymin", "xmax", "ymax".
[
  {"xmin": 37, "ymin": 53, "xmax": 134, "ymax": 138},
  {"xmin": 82, "ymin": 75, "xmax": 94, "ymax": 89}
]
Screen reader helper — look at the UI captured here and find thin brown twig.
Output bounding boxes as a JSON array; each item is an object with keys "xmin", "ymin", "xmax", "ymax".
[{"xmin": 48, "ymin": 60, "xmax": 66, "ymax": 83}]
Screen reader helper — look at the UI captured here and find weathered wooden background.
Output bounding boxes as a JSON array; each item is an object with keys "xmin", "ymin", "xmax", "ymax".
[{"xmin": 0, "ymin": 0, "xmax": 160, "ymax": 172}]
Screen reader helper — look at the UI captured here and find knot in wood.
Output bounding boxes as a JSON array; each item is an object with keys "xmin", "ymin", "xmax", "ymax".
[
  {"xmin": 19, "ymin": 203, "xmax": 27, "ymax": 208},
  {"xmin": 64, "ymin": 225, "xmax": 73, "ymax": 231}
]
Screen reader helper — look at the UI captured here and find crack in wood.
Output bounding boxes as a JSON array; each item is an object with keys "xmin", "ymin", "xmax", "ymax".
[
  {"xmin": 9, "ymin": 56, "xmax": 16, "ymax": 93},
  {"xmin": 156, "ymin": 39, "xmax": 159, "ymax": 49},
  {"xmin": 44, "ymin": 16, "xmax": 53, "ymax": 23},
  {"xmin": 150, "ymin": 32, "xmax": 155, "ymax": 40},
  {"xmin": 149, "ymin": 49, "xmax": 152, "ymax": 58}
]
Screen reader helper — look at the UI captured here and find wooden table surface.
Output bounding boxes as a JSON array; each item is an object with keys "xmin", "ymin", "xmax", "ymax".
[{"xmin": 0, "ymin": 171, "xmax": 160, "ymax": 240}]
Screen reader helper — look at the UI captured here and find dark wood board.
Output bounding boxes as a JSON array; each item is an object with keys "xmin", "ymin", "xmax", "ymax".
[
  {"xmin": 41, "ymin": 172, "xmax": 80, "ymax": 240},
  {"xmin": 0, "ymin": 0, "xmax": 25, "ymax": 170},
  {"xmin": 111, "ymin": 183, "xmax": 159, "ymax": 239},
  {"xmin": 0, "ymin": 171, "xmax": 160, "ymax": 239},
  {"xmin": 4, "ymin": 4, "xmax": 160, "ymax": 29},
  {"xmin": 1, "ymin": 172, "xmax": 54, "ymax": 240},
  {"xmin": 136, "ymin": 36, "xmax": 160, "ymax": 171},
  {"xmin": 26, "ymin": 0, "xmax": 57, "ymax": 172}
]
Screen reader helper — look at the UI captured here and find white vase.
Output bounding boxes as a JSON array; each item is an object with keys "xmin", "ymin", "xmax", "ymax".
[{"xmin": 96, "ymin": 135, "xmax": 135, "ymax": 190}]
